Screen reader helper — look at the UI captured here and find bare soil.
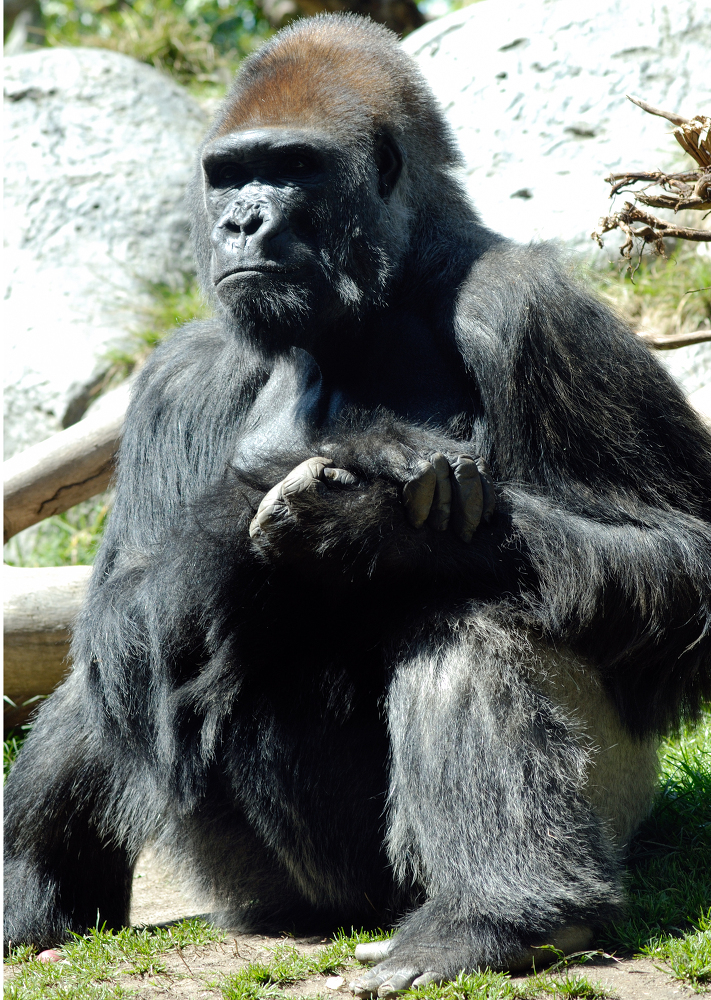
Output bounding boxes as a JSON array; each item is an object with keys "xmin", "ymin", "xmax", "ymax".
[{"xmin": 126, "ymin": 851, "xmax": 707, "ymax": 999}]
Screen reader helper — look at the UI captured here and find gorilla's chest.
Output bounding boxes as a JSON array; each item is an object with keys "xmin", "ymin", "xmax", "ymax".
[{"xmin": 232, "ymin": 339, "xmax": 478, "ymax": 465}]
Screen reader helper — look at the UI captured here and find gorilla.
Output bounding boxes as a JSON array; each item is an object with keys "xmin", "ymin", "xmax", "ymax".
[{"xmin": 5, "ymin": 14, "xmax": 711, "ymax": 996}]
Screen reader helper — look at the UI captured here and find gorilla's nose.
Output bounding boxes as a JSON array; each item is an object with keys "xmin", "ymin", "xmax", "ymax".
[{"xmin": 214, "ymin": 197, "xmax": 287, "ymax": 254}]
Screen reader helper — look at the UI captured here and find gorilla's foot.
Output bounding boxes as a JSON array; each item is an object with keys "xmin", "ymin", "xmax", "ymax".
[
  {"xmin": 350, "ymin": 945, "xmax": 442, "ymax": 999},
  {"xmin": 349, "ymin": 925, "xmax": 594, "ymax": 997}
]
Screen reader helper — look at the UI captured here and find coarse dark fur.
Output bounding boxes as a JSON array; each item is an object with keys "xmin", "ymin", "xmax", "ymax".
[{"xmin": 4, "ymin": 13, "xmax": 711, "ymax": 988}]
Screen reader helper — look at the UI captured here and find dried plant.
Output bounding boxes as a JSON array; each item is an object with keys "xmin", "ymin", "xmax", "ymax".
[{"xmin": 592, "ymin": 96, "xmax": 711, "ymax": 260}]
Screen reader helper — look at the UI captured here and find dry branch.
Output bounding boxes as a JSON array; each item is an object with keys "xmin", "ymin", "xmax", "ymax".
[
  {"xmin": 594, "ymin": 201, "xmax": 711, "ymax": 258},
  {"xmin": 592, "ymin": 96, "xmax": 711, "ymax": 263},
  {"xmin": 3, "ymin": 385, "xmax": 128, "ymax": 543},
  {"xmin": 637, "ymin": 330, "xmax": 711, "ymax": 350}
]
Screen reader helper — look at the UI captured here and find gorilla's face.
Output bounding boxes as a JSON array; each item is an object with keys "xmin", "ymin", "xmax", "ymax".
[{"xmin": 200, "ymin": 127, "xmax": 404, "ymax": 355}]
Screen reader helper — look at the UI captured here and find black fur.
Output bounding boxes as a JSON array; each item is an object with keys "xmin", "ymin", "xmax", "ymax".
[{"xmin": 4, "ymin": 14, "xmax": 711, "ymax": 985}]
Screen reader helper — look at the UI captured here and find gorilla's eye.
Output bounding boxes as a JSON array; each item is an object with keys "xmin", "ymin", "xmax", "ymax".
[
  {"xmin": 277, "ymin": 153, "xmax": 317, "ymax": 179},
  {"xmin": 213, "ymin": 162, "xmax": 246, "ymax": 187}
]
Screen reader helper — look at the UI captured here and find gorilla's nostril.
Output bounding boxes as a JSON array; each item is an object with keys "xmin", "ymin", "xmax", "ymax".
[{"xmin": 242, "ymin": 218, "xmax": 261, "ymax": 236}]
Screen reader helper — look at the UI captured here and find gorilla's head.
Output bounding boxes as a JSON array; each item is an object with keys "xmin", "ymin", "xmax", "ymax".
[{"xmin": 190, "ymin": 14, "xmax": 474, "ymax": 357}]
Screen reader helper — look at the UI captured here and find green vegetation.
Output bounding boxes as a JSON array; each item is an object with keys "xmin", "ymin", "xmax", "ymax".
[
  {"xmin": 39, "ymin": 0, "xmax": 271, "ymax": 89},
  {"xmin": 4, "ymin": 918, "xmax": 225, "ymax": 999},
  {"xmin": 584, "ymin": 243, "xmax": 711, "ymax": 342},
  {"xmin": 221, "ymin": 930, "xmax": 387, "ymax": 999},
  {"xmin": 648, "ymin": 911, "xmax": 711, "ymax": 992},
  {"xmin": 3, "ymin": 724, "xmax": 31, "ymax": 780},
  {"xmin": 4, "ymin": 924, "xmax": 616, "ymax": 1000},
  {"xmin": 602, "ymin": 712, "xmax": 711, "ymax": 985},
  {"xmin": 220, "ymin": 944, "xmax": 616, "ymax": 1000},
  {"xmin": 103, "ymin": 274, "xmax": 211, "ymax": 382},
  {"xmin": 4, "ymin": 495, "xmax": 112, "ymax": 569}
]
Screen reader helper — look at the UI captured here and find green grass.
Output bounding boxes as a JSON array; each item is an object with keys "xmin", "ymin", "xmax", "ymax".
[
  {"xmin": 0, "ymin": 927, "xmax": 622, "ymax": 1000},
  {"xmin": 595, "ymin": 712, "xmax": 711, "ymax": 989},
  {"xmin": 648, "ymin": 910, "xmax": 711, "ymax": 991},
  {"xmin": 583, "ymin": 243, "xmax": 711, "ymax": 341},
  {"xmin": 220, "ymin": 929, "xmax": 386, "ymax": 999},
  {"xmin": 601, "ymin": 715, "xmax": 711, "ymax": 958},
  {"xmin": 4, "ymin": 495, "xmax": 112, "ymax": 569},
  {"xmin": 4, "ymin": 919, "xmax": 225, "ymax": 999},
  {"xmin": 218, "ymin": 933, "xmax": 614, "ymax": 1000},
  {"xmin": 3, "ymin": 723, "xmax": 31, "ymax": 779}
]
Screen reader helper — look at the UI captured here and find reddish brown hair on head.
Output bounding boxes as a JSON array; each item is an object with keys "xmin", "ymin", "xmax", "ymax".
[{"xmin": 213, "ymin": 14, "xmax": 460, "ymax": 167}]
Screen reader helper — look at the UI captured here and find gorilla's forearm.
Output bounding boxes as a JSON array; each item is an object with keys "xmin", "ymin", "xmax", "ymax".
[{"xmin": 504, "ymin": 486, "xmax": 711, "ymax": 733}]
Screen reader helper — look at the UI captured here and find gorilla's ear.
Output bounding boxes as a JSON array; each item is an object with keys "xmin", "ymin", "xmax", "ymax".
[{"xmin": 375, "ymin": 133, "xmax": 403, "ymax": 199}]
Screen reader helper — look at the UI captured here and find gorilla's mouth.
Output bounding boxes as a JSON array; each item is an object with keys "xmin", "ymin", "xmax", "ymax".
[{"xmin": 215, "ymin": 265, "xmax": 296, "ymax": 285}]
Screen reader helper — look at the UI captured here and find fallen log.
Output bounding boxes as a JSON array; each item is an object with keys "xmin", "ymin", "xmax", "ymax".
[
  {"xmin": 3, "ymin": 384, "xmax": 129, "ymax": 543},
  {"xmin": 4, "ymin": 564, "xmax": 92, "ymax": 727}
]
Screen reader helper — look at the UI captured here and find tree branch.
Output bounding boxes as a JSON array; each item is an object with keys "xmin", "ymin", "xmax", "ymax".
[{"xmin": 3, "ymin": 385, "xmax": 128, "ymax": 543}]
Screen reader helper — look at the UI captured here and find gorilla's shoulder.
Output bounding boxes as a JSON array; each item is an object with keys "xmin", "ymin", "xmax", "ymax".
[
  {"xmin": 457, "ymin": 239, "xmax": 635, "ymax": 352},
  {"xmin": 131, "ymin": 318, "xmax": 272, "ymax": 408},
  {"xmin": 141, "ymin": 318, "xmax": 238, "ymax": 373},
  {"xmin": 464, "ymin": 239, "xmax": 573, "ymax": 298}
]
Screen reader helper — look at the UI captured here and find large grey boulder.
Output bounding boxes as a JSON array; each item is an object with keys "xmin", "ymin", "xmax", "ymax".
[
  {"xmin": 3, "ymin": 48, "xmax": 208, "ymax": 458},
  {"xmin": 403, "ymin": 0, "xmax": 711, "ymax": 414},
  {"xmin": 403, "ymin": 0, "xmax": 711, "ymax": 252}
]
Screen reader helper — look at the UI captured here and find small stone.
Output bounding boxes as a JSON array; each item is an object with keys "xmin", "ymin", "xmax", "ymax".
[
  {"xmin": 326, "ymin": 975, "xmax": 345, "ymax": 989},
  {"xmin": 37, "ymin": 949, "xmax": 62, "ymax": 963}
]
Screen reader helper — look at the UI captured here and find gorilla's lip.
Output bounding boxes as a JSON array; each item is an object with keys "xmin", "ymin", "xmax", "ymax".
[{"xmin": 215, "ymin": 265, "xmax": 295, "ymax": 285}]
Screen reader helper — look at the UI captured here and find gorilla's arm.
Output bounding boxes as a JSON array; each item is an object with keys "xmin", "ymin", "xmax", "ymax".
[
  {"xmin": 77, "ymin": 248, "xmax": 711, "ymax": 745},
  {"xmin": 457, "ymin": 244, "xmax": 711, "ymax": 733},
  {"xmin": 222, "ymin": 246, "xmax": 711, "ymax": 734}
]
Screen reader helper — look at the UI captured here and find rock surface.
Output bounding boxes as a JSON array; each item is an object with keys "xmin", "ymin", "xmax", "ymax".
[
  {"xmin": 403, "ymin": 0, "xmax": 711, "ymax": 410},
  {"xmin": 403, "ymin": 0, "xmax": 711, "ymax": 253},
  {"xmin": 3, "ymin": 48, "xmax": 207, "ymax": 458}
]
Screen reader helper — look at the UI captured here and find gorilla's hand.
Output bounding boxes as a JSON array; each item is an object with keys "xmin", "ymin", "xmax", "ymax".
[
  {"xmin": 403, "ymin": 453, "xmax": 495, "ymax": 543},
  {"xmin": 249, "ymin": 456, "xmax": 356, "ymax": 540},
  {"xmin": 249, "ymin": 452, "xmax": 495, "ymax": 548}
]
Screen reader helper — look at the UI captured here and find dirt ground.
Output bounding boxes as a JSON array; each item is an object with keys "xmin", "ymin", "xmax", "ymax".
[{"xmin": 126, "ymin": 851, "xmax": 707, "ymax": 1000}]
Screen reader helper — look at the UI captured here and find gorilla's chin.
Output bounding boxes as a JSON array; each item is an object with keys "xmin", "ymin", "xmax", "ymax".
[{"xmin": 219, "ymin": 271, "xmax": 361, "ymax": 358}]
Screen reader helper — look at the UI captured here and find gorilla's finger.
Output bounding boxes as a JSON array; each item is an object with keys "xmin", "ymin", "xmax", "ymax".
[
  {"xmin": 354, "ymin": 941, "xmax": 393, "ymax": 965},
  {"xmin": 350, "ymin": 972, "xmax": 386, "ymax": 998},
  {"xmin": 475, "ymin": 456, "xmax": 496, "ymax": 523},
  {"xmin": 427, "ymin": 452, "xmax": 452, "ymax": 531},
  {"xmin": 280, "ymin": 456, "xmax": 334, "ymax": 497},
  {"xmin": 403, "ymin": 460, "xmax": 436, "ymax": 528},
  {"xmin": 250, "ymin": 456, "xmax": 339, "ymax": 538},
  {"xmin": 323, "ymin": 467, "xmax": 357, "ymax": 486},
  {"xmin": 451, "ymin": 454, "xmax": 484, "ymax": 543},
  {"xmin": 249, "ymin": 481, "xmax": 288, "ymax": 537},
  {"xmin": 412, "ymin": 972, "xmax": 444, "ymax": 988},
  {"xmin": 376, "ymin": 970, "xmax": 420, "ymax": 997}
]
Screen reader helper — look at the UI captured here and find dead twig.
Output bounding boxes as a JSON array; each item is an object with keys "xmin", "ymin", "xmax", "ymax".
[
  {"xmin": 592, "ymin": 96, "xmax": 711, "ymax": 270},
  {"xmin": 594, "ymin": 202, "xmax": 711, "ymax": 258},
  {"xmin": 636, "ymin": 329, "xmax": 711, "ymax": 350}
]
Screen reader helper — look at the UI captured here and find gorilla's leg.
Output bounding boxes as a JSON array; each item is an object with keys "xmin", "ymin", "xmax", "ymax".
[
  {"xmin": 4, "ymin": 671, "xmax": 159, "ymax": 951},
  {"xmin": 351, "ymin": 618, "xmax": 632, "ymax": 996},
  {"xmin": 162, "ymin": 798, "xmax": 350, "ymax": 935}
]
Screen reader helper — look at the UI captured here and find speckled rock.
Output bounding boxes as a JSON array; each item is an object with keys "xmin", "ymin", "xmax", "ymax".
[
  {"xmin": 403, "ymin": 0, "xmax": 711, "ymax": 411},
  {"xmin": 3, "ymin": 48, "xmax": 207, "ymax": 458},
  {"xmin": 403, "ymin": 0, "xmax": 711, "ymax": 251}
]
